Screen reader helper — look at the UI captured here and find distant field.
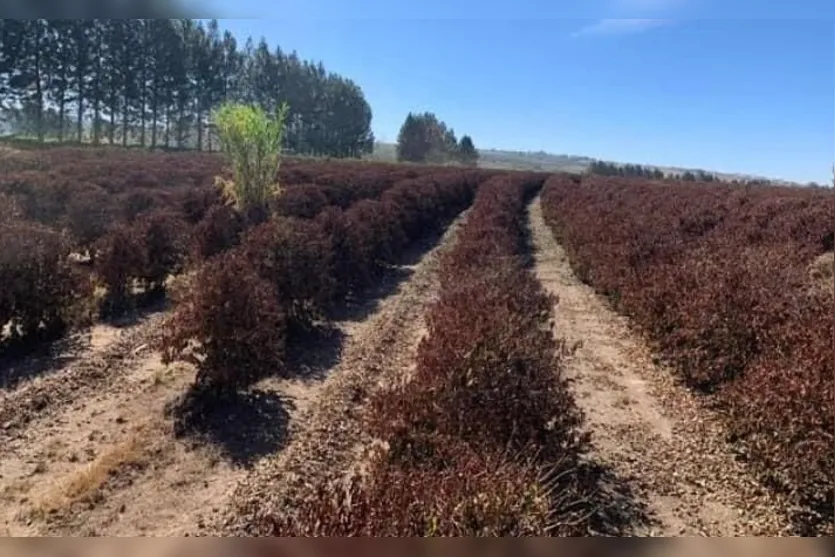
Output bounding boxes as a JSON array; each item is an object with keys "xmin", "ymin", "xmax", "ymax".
[
  {"xmin": 368, "ymin": 141, "xmax": 591, "ymax": 173},
  {"xmin": 0, "ymin": 135, "xmax": 797, "ymax": 185},
  {"xmin": 370, "ymin": 141, "xmax": 795, "ymax": 184}
]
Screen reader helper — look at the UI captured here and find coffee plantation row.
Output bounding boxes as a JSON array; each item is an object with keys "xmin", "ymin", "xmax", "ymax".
[
  {"xmin": 542, "ymin": 175, "xmax": 833, "ymax": 533},
  {"xmin": 267, "ymin": 173, "xmax": 592, "ymax": 535},
  {"xmin": 0, "ymin": 147, "xmax": 493, "ymax": 362}
]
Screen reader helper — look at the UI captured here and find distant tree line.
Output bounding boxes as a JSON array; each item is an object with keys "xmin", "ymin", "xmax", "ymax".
[
  {"xmin": 588, "ymin": 160, "xmax": 667, "ymax": 179},
  {"xmin": 677, "ymin": 170, "xmax": 719, "ymax": 182},
  {"xmin": 587, "ymin": 159, "xmax": 779, "ymax": 185},
  {"xmin": 396, "ymin": 112, "xmax": 479, "ymax": 166},
  {"xmin": 0, "ymin": 19, "xmax": 374, "ymax": 157}
]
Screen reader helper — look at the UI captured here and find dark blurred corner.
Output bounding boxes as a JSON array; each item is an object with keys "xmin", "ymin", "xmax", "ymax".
[
  {"xmin": 0, "ymin": 0, "xmax": 216, "ymax": 18},
  {"xmin": 0, "ymin": 539, "xmax": 831, "ymax": 557}
]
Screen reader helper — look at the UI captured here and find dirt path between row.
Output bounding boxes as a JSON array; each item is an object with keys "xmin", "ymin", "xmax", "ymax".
[
  {"xmin": 0, "ymin": 311, "xmax": 171, "ymax": 536},
  {"xmin": 527, "ymin": 196, "xmax": 794, "ymax": 536},
  {"xmin": 0, "ymin": 310, "xmax": 166, "ymax": 435},
  {"xmin": 212, "ymin": 212, "xmax": 469, "ymax": 536}
]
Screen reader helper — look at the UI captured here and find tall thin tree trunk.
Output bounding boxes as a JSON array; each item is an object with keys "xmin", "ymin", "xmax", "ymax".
[
  {"xmin": 76, "ymin": 50, "xmax": 84, "ymax": 143},
  {"xmin": 57, "ymin": 95, "xmax": 66, "ymax": 142},
  {"xmin": 164, "ymin": 107, "xmax": 171, "ymax": 148},
  {"xmin": 34, "ymin": 46, "xmax": 44, "ymax": 143},
  {"xmin": 140, "ymin": 96, "xmax": 146, "ymax": 147},
  {"xmin": 93, "ymin": 104, "xmax": 100, "ymax": 145},
  {"xmin": 176, "ymin": 104, "xmax": 185, "ymax": 148},
  {"xmin": 109, "ymin": 111, "xmax": 115, "ymax": 144},
  {"xmin": 93, "ymin": 85, "xmax": 101, "ymax": 145},
  {"xmin": 122, "ymin": 99, "xmax": 129, "ymax": 147},
  {"xmin": 92, "ymin": 32, "xmax": 101, "ymax": 145},
  {"xmin": 76, "ymin": 86, "xmax": 84, "ymax": 143},
  {"xmin": 151, "ymin": 110, "xmax": 157, "ymax": 148},
  {"xmin": 109, "ymin": 93, "xmax": 116, "ymax": 145},
  {"xmin": 151, "ymin": 94, "xmax": 158, "ymax": 148},
  {"xmin": 93, "ymin": 96, "xmax": 100, "ymax": 145},
  {"xmin": 196, "ymin": 109, "xmax": 203, "ymax": 151}
]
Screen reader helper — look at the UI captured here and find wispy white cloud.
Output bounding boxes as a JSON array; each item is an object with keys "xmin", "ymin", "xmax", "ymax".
[{"xmin": 571, "ymin": 18, "xmax": 672, "ymax": 38}]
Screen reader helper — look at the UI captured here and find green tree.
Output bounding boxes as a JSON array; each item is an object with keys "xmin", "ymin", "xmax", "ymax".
[
  {"xmin": 212, "ymin": 102, "xmax": 290, "ymax": 213},
  {"xmin": 396, "ymin": 111, "xmax": 467, "ymax": 164},
  {"xmin": 458, "ymin": 134, "xmax": 478, "ymax": 166},
  {"xmin": 42, "ymin": 20, "xmax": 73, "ymax": 141},
  {"xmin": 0, "ymin": 20, "xmax": 28, "ymax": 109},
  {"xmin": 2, "ymin": 18, "xmax": 375, "ymax": 158},
  {"xmin": 67, "ymin": 19, "xmax": 93, "ymax": 142},
  {"xmin": 396, "ymin": 112, "xmax": 426, "ymax": 162},
  {"xmin": 4, "ymin": 20, "xmax": 49, "ymax": 141},
  {"xmin": 88, "ymin": 20, "xmax": 107, "ymax": 144}
]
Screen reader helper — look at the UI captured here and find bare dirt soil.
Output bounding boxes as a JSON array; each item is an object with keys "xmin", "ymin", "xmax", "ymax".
[
  {"xmin": 527, "ymin": 195, "xmax": 796, "ymax": 536},
  {"xmin": 0, "ymin": 213, "xmax": 467, "ymax": 537},
  {"xmin": 0, "ymin": 310, "xmax": 171, "ymax": 535}
]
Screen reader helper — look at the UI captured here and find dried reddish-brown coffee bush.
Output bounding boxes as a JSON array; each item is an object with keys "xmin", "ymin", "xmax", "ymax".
[
  {"xmin": 0, "ymin": 220, "xmax": 92, "ymax": 346},
  {"xmin": 94, "ymin": 223, "xmax": 145, "ymax": 316},
  {"xmin": 118, "ymin": 188, "xmax": 164, "ymax": 222},
  {"xmin": 314, "ymin": 206, "xmax": 375, "ymax": 298},
  {"xmin": 133, "ymin": 210, "xmax": 190, "ymax": 294},
  {"xmin": 541, "ymin": 173, "xmax": 834, "ymax": 534},
  {"xmin": 161, "ymin": 251, "xmax": 287, "ymax": 391},
  {"xmin": 344, "ymin": 199, "xmax": 405, "ymax": 265},
  {"xmin": 190, "ymin": 204, "xmax": 245, "ymax": 262},
  {"xmin": 724, "ymin": 290, "xmax": 833, "ymax": 533},
  {"xmin": 371, "ymin": 176, "xmax": 585, "ymax": 464},
  {"xmin": 242, "ymin": 217, "xmax": 335, "ymax": 326},
  {"xmin": 378, "ymin": 268, "xmax": 585, "ymax": 460},
  {"xmin": 267, "ymin": 440, "xmax": 557, "ymax": 536},
  {"xmin": 294, "ymin": 174, "xmax": 590, "ymax": 537},
  {"xmin": 272, "ymin": 185, "xmax": 331, "ymax": 219},
  {"xmin": 178, "ymin": 186, "xmax": 223, "ymax": 225},
  {"xmin": 63, "ymin": 184, "xmax": 117, "ymax": 252}
]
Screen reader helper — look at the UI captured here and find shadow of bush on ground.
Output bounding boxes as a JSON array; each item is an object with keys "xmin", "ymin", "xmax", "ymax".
[
  {"xmin": 166, "ymin": 386, "xmax": 293, "ymax": 468},
  {"xmin": 327, "ymin": 221, "xmax": 450, "ymax": 324},
  {"xmin": 0, "ymin": 333, "xmax": 86, "ymax": 390},
  {"xmin": 571, "ymin": 459, "xmax": 655, "ymax": 536},
  {"xmin": 284, "ymin": 323, "xmax": 345, "ymax": 383}
]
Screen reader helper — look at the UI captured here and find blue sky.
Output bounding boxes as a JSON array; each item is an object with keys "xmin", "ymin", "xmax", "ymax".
[{"xmin": 197, "ymin": 1, "xmax": 833, "ymax": 183}]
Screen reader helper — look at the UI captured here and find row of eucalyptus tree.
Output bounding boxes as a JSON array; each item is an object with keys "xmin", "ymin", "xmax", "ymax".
[{"xmin": 0, "ymin": 19, "xmax": 374, "ymax": 157}]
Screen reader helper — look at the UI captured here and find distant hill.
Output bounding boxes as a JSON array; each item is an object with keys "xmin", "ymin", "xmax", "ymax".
[
  {"xmin": 368, "ymin": 142, "xmax": 592, "ymax": 173},
  {"xmin": 370, "ymin": 142, "xmax": 801, "ymax": 186}
]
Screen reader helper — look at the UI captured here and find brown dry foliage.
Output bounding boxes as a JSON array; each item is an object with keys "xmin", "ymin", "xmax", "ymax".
[
  {"xmin": 0, "ymin": 220, "xmax": 92, "ymax": 346},
  {"xmin": 272, "ymin": 174, "xmax": 589, "ymax": 536},
  {"xmin": 133, "ymin": 210, "xmax": 190, "ymax": 292},
  {"xmin": 0, "ymin": 148, "xmax": 491, "ymax": 358},
  {"xmin": 541, "ymin": 174, "xmax": 834, "ymax": 533},
  {"xmin": 93, "ymin": 224, "xmax": 145, "ymax": 316},
  {"xmin": 242, "ymin": 217, "xmax": 335, "ymax": 326},
  {"xmin": 160, "ymin": 252, "xmax": 287, "ymax": 391},
  {"xmin": 268, "ymin": 439, "xmax": 556, "ymax": 536}
]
